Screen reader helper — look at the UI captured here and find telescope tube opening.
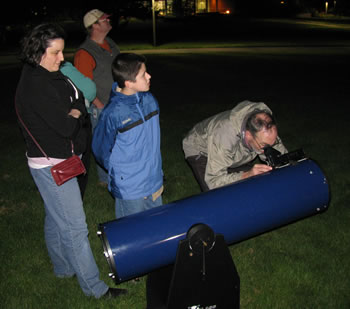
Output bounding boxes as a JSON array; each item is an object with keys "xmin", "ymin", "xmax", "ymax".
[{"xmin": 97, "ymin": 224, "xmax": 119, "ymax": 281}]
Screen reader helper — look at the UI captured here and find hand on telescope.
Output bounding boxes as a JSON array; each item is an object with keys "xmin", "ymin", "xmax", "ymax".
[{"xmin": 241, "ymin": 164, "xmax": 272, "ymax": 180}]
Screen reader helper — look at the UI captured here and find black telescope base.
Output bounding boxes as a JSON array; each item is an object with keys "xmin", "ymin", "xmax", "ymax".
[{"xmin": 146, "ymin": 233, "xmax": 240, "ymax": 309}]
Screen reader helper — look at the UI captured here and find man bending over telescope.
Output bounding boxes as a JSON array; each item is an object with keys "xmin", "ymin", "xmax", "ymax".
[{"xmin": 182, "ymin": 100, "xmax": 288, "ymax": 192}]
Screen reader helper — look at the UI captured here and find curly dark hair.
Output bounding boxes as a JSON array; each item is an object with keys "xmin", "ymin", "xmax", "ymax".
[
  {"xmin": 19, "ymin": 23, "xmax": 66, "ymax": 66},
  {"xmin": 245, "ymin": 109, "xmax": 276, "ymax": 137}
]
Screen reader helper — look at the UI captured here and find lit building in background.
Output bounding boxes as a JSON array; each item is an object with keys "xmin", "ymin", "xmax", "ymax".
[
  {"xmin": 198, "ymin": 0, "xmax": 233, "ymax": 14},
  {"xmin": 154, "ymin": 0, "xmax": 235, "ymax": 16}
]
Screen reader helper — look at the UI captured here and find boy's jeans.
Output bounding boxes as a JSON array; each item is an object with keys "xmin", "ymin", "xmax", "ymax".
[
  {"xmin": 29, "ymin": 166, "xmax": 108, "ymax": 298},
  {"xmin": 115, "ymin": 195, "xmax": 162, "ymax": 219},
  {"xmin": 91, "ymin": 106, "xmax": 108, "ymax": 184}
]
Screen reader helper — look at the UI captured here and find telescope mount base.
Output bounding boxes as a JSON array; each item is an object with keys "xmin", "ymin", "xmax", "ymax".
[{"xmin": 146, "ymin": 227, "xmax": 240, "ymax": 309}]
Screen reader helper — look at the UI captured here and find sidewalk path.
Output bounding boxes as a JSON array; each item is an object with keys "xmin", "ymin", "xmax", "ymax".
[
  {"xmin": 2, "ymin": 45, "xmax": 350, "ymax": 69},
  {"xmin": 125, "ymin": 45, "xmax": 350, "ymax": 55}
]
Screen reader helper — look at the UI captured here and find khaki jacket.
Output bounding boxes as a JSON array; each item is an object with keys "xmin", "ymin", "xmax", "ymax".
[{"xmin": 182, "ymin": 100, "xmax": 288, "ymax": 189}]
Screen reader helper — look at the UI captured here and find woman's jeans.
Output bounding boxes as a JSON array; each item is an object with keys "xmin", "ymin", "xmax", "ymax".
[{"xmin": 29, "ymin": 166, "xmax": 108, "ymax": 298}]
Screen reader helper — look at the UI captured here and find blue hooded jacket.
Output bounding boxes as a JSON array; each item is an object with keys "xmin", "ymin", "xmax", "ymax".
[{"xmin": 92, "ymin": 82, "xmax": 163, "ymax": 200}]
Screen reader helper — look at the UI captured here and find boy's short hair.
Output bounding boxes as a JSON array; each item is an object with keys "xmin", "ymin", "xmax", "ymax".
[{"xmin": 112, "ymin": 53, "xmax": 146, "ymax": 88}]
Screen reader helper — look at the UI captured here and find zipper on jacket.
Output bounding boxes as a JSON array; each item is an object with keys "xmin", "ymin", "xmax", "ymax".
[{"xmin": 135, "ymin": 94, "xmax": 145, "ymax": 122}]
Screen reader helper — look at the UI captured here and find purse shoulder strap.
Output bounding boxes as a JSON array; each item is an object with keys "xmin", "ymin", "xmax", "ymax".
[
  {"xmin": 15, "ymin": 101, "xmax": 50, "ymax": 160},
  {"xmin": 15, "ymin": 91, "xmax": 75, "ymax": 158}
]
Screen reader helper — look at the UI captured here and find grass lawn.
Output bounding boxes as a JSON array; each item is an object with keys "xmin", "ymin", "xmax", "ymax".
[{"xmin": 1, "ymin": 18, "xmax": 350, "ymax": 309}]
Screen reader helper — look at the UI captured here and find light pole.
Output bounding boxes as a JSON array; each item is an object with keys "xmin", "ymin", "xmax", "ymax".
[{"xmin": 152, "ymin": 0, "xmax": 156, "ymax": 46}]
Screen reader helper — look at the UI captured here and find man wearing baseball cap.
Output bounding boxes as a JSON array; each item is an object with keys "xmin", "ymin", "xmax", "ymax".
[{"xmin": 74, "ymin": 9, "xmax": 120, "ymax": 186}]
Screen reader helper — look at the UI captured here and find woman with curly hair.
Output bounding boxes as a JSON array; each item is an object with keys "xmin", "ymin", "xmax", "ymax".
[{"xmin": 15, "ymin": 23, "xmax": 126, "ymax": 299}]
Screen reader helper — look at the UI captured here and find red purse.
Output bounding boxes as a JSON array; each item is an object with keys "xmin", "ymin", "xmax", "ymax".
[{"xmin": 50, "ymin": 152, "xmax": 86, "ymax": 186}]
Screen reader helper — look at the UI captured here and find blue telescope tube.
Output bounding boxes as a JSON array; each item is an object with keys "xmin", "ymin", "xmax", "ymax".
[{"xmin": 98, "ymin": 159, "xmax": 329, "ymax": 283}]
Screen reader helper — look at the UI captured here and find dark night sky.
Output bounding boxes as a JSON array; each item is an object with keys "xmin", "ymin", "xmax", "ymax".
[{"xmin": 2, "ymin": 0, "xmax": 349, "ymax": 27}]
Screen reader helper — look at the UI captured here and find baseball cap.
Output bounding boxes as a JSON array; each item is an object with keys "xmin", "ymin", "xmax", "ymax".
[{"xmin": 83, "ymin": 9, "xmax": 110, "ymax": 28}]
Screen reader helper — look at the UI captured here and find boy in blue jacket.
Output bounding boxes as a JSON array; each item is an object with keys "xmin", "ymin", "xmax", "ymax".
[{"xmin": 92, "ymin": 53, "xmax": 163, "ymax": 218}]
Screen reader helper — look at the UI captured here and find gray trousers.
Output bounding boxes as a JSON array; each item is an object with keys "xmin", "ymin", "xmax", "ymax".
[{"xmin": 185, "ymin": 155, "xmax": 209, "ymax": 192}]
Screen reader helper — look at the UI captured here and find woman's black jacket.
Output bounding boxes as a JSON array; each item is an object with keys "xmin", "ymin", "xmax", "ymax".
[{"xmin": 16, "ymin": 64, "xmax": 91, "ymax": 158}]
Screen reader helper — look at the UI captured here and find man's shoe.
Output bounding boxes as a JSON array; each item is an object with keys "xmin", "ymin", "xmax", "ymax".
[{"xmin": 102, "ymin": 287, "xmax": 128, "ymax": 299}]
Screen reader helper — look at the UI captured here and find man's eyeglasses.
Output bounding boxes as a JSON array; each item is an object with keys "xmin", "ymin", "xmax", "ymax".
[{"xmin": 253, "ymin": 135, "xmax": 280, "ymax": 151}]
